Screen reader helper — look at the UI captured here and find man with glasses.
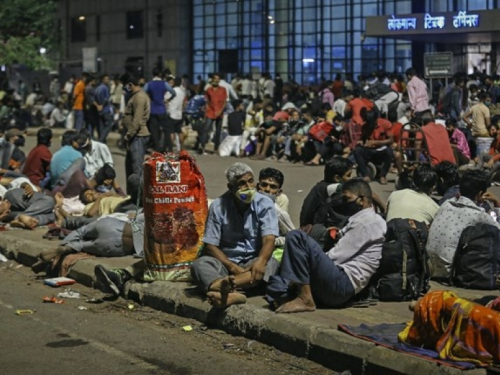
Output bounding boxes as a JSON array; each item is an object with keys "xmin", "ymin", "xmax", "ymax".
[{"xmin": 268, "ymin": 178, "xmax": 386, "ymax": 313}]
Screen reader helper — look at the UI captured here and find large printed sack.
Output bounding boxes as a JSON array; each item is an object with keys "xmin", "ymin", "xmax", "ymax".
[{"xmin": 143, "ymin": 151, "xmax": 208, "ymax": 281}]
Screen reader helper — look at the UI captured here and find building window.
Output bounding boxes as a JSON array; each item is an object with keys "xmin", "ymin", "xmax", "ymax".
[
  {"xmin": 71, "ymin": 16, "xmax": 87, "ymax": 43},
  {"xmin": 156, "ymin": 9, "xmax": 163, "ymax": 37},
  {"xmin": 96, "ymin": 15, "xmax": 101, "ymax": 42},
  {"xmin": 126, "ymin": 11, "xmax": 143, "ymax": 39}
]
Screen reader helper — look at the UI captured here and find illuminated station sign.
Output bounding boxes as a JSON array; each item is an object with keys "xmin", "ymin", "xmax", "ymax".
[{"xmin": 387, "ymin": 11, "xmax": 479, "ymax": 31}]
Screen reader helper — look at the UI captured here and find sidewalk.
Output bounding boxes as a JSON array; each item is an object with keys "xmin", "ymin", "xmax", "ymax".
[{"xmin": 0, "ymin": 228, "xmax": 492, "ymax": 375}]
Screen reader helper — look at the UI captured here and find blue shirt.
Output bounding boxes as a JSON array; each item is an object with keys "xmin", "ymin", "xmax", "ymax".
[
  {"xmin": 94, "ymin": 83, "xmax": 113, "ymax": 115},
  {"xmin": 50, "ymin": 146, "xmax": 82, "ymax": 185},
  {"xmin": 203, "ymin": 191, "xmax": 279, "ymax": 264},
  {"xmin": 144, "ymin": 79, "xmax": 176, "ymax": 115}
]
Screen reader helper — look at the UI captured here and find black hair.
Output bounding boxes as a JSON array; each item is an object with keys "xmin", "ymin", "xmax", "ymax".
[
  {"xmin": 120, "ymin": 72, "xmax": 139, "ymax": 86},
  {"xmin": 479, "ymin": 92, "xmax": 491, "ymax": 101},
  {"xmin": 413, "ymin": 164, "xmax": 437, "ymax": 195},
  {"xmin": 174, "ymin": 76, "xmax": 182, "ymax": 87},
  {"xmin": 259, "ymin": 167, "xmax": 284, "ymax": 188},
  {"xmin": 320, "ymin": 102, "xmax": 332, "ymax": 111},
  {"xmin": 324, "ymin": 157, "xmax": 353, "ymax": 183},
  {"xmin": 152, "ymin": 67, "xmax": 161, "ymax": 77},
  {"xmin": 95, "ymin": 164, "xmax": 116, "ymax": 185},
  {"xmin": 100, "ymin": 73, "xmax": 109, "ymax": 82},
  {"xmin": 72, "ymin": 132, "xmax": 88, "ymax": 147},
  {"xmin": 420, "ymin": 110, "xmax": 434, "ymax": 126},
  {"xmin": 435, "ymin": 161, "xmax": 460, "ymax": 195},
  {"xmin": 361, "ymin": 108, "xmax": 379, "ymax": 141},
  {"xmin": 405, "ymin": 68, "xmax": 416, "ymax": 77},
  {"xmin": 79, "ymin": 188, "xmax": 94, "ymax": 204},
  {"xmin": 342, "ymin": 178, "xmax": 373, "ymax": 204},
  {"xmin": 37, "ymin": 127, "xmax": 52, "ymax": 146},
  {"xmin": 445, "ymin": 118, "xmax": 458, "ymax": 127},
  {"xmin": 61, "ymin": 130, "xmax": 77, "ymax": 146},
  {"xmin": 232, "ymin": 99, "xmax": 243, "ymax": 110},
  {"xmin": 459, "ymin": 170, "xmax": 490, "ymax": 200},
  {"xmin": 343, "ymin": 90, "xmax": 353, "ymax": 98}
]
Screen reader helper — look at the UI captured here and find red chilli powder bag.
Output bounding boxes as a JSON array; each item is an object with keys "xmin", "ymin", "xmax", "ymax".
[{"xmin": 143, "ymin": 151, "xmax": 208, "ymax": 281}]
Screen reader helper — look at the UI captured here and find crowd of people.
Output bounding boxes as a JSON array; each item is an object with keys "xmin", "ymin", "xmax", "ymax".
[{"xmin": 1, "ymin": 67, "xmax": 500, "ymax": 365}]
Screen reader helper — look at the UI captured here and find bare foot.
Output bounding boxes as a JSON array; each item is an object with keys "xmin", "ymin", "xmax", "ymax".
[
  {"xmin": 276, "ymin": 296, "xmax": 316, "ymax": 314},
  {"xmin": 409, "ymin": 300, "xmax": 419, "ymax": 312},
  {"xmin": 10, "ymin": 215, "xmax": 39, "ymax": 229},
  {"xmin": 206, "ymin": 291, "xmax": 247, "ymax": 308},
  {"xmin": 54, "ymin": 206, "xmax": 65, "ymax": 227},
  {"xmin": 54, "ymin": 192, "xmax": 64, "ymax": 206},
  {"xmin": 209, "ymin": 276, "xmax": 236, "ymax": 294}
]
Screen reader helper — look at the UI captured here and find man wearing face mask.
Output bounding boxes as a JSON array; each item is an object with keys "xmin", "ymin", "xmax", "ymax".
[
  {"xmin": 191, "ymin": 163, "xmax": 279, "ymax": 308},
  {"xmin": 268, "ymin": 178, "xmax": 387, "ymax": 313}
]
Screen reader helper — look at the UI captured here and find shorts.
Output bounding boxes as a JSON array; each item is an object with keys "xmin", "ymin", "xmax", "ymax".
[{"xmin": 167, "ymin": 117, "xmax": 183, "ymax": 134}]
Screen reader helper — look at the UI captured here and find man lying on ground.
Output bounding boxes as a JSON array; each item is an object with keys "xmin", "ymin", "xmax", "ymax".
[
  {"xmin": 267, "ymin": 178, "xmax": 386, "ymax": 313},
  {"xmin": 0, "ymin": 182, "xmax": 55, "ymax": 229}
]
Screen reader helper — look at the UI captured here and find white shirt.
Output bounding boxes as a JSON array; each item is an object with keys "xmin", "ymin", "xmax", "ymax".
[
  {"xmin": 84, "ymin": 141, "xmax": 114, "ymax": 178},
  {"xmin": 326, "ymin": 208, "xmax": 387, "ymax": 293},
  {"xmin": 50, "ymin": 107, "xmax": 66, "ymax": 127},
  {"xmin": 241, "ymin": 79, "xmax": 252, "ymax": 96},
  {"xmin": 166, "ymin": 87, "xmax": 186, "ymax": 120},
  {"xmin": 64, "ymin": 81, "xmax": 74, "ymax": 95},
  {"xmin": 263, "ymin": 80, "xmax": 276, "ymax": 98},
  {"xmin": 427, "ymin": 196, "xmax": 500, "ymax": 278},
  {"xmin": 333, "ymin": 98, "xmax": 347, "ymax": 117}
]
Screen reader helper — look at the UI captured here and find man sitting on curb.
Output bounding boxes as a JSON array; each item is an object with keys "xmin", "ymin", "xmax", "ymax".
[
  {"xmin": 267, "ymin": 178, "xmax": 386, "ymax": 313},
  {"xmin": 427, "ymin": 170, "xmax": 500, "ymax": 280},
  {"xmin": 256, "ymin": 167, "xmax": 295, "ymax": 247},
  {"xmin": 190, "ymin": 162, "xmax": 279, "ymax": 308}
]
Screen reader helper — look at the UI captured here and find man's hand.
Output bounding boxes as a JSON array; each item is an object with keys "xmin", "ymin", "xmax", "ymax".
[
  {"xmin": 365, "ymin": 140, "xmax": 378, "ymax": 148},
  {"xmin": 483, "ymin": 192, "xmax": 500, "ymax": 207},
  {"xmin": 22, "ymin": 184, "xmax": 34, "ymax": 200},
  {"xmin": 228, "ymin": 263, "xmax": 245, "ymax": 276},
  {"xmin": 246, "ymin": 258, "xmax": 267, "ymax": 284},
  {"xmin": 487, "ymin": 159, "xmax": 495, "ymax": 169}
]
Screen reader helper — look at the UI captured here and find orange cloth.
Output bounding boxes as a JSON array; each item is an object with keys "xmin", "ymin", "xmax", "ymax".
[
  {"xmin": 72, "ymin": 80, "xmax": 85, "ymax": 110},
  {"xmin": 347, "ymin": 98, "xmax": 374, "ymax": 125},
  {"xmin": 399, "ymin": 291, "xmax": 500, "ymax": 366},
  {"xmin": 421, "ymin": 123, "xmax": 456, "ymax": 166}
]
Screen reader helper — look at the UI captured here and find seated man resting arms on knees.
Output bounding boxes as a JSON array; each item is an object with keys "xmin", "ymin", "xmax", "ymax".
[
  {"xmin": 268, "ymin": 178, "xmax": 387, "ymax": 313},
  {"xmin": 190, "ymin": 162, "xmax": 279, "ymax": 308}
]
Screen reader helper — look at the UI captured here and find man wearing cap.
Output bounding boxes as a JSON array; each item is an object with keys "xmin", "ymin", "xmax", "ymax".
[
  {"xmin": 251, "ymin": 111, "xmax": 289, "ymax": 160},
  {"xmin": 190, "ymin": 163, "xmax": 279, "ymax": 308}
]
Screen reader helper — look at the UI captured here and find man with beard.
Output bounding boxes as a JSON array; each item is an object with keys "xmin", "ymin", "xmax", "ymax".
[{"xmin": 268, "ymin": 178, "xmax": 386, "ymax": 313}]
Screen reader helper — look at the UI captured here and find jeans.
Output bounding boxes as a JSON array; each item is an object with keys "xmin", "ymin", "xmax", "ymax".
[
  {"xmin": 148, "ymin": 114, "xmax": 168, "ymax": 152},
  {"xmin": 200, "ymin": 117, "xmax": 223, "ymax": 151},
  {"xmin": 267, "ymin": 231, "xmax": 355, "ymax": 307},
  {"xmin": 98, "ymin": 111, "xmax": 114, "ymax": 144},
  {"xmin": 125, "ymin": 136, "xmax": 149, "ymax": 192},
  {"xmin": 74, "ymin": 110, "xmax": 84, "ymax": 131},
  {"xmin": 353, "ymin": 145, "xmax": 394, "ymax": 178},
  {"xmin": 191, "ymin": 255, "xmax": 279, "ymax": 292}
]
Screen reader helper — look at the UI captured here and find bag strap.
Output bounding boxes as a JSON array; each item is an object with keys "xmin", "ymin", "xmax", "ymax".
[{"xmin": 406, "ymin": 220, "xmax": 427, "ymax": 296}]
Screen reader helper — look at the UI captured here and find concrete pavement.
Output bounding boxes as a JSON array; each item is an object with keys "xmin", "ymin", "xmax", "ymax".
[{"xmin": 4, "ymin": 127, "xmax": 496, "ymax": 374}]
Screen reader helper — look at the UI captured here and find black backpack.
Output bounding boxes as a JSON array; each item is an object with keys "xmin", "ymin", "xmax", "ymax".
[
  {"xmin": 451, "ymin": 223, "xmax": 500, "ymax": 290},
  {"xmin": 372, "ymin": 219, "xmax": 431, "ymax": 301}
]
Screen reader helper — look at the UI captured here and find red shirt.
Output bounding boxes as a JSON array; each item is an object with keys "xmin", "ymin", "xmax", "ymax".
[
  {"xmin": 369, "ymin": 118, "xmax": 392, "ymax": 141},
  {"xmin": 391, "ymin": 122, "xmax": 403, "ymax": 143},
  {"xmin": 421, "ymin": 122, "xmax": 455, "ymax": 166},
  {"xmin": 205, "ymin": 86, "xmax": 227, "ymax": 119},
  {"xmin": 347, "ymin": 98, "xmax": 374, "ymax": 125},
  {"xmin": 22, "ymin": 144, "xmax": 52, "ymax": 186}
]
